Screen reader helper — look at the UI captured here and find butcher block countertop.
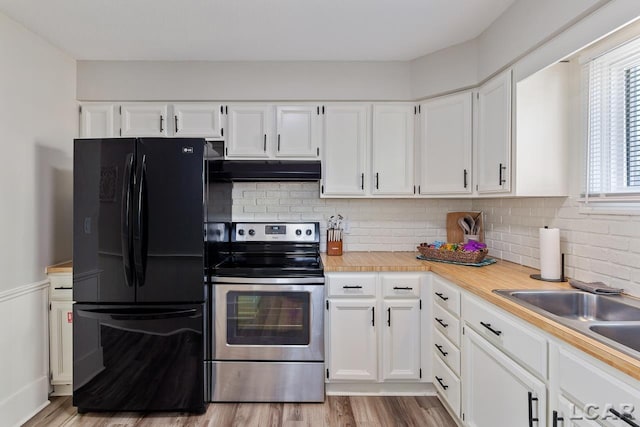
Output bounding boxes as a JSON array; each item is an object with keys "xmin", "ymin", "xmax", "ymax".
[
  {"xmin": 322, "ymin": 251, "xmax": 640, "ymax": 382},
  {"xmin": 46, "ymin": 261, "xmax": 72, "ymax": 274}
]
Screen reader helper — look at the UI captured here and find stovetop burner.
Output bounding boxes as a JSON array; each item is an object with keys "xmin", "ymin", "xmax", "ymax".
[{"xmin": 212, "ymin": 222, "xmax": 323, "ymax": 279}]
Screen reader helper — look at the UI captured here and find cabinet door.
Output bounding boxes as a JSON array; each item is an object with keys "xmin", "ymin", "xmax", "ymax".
[
  {"xmin": 121, "ymin": 103, "xmax": 169, "ymax": 137},
  {"xmin": 80, "ymin": 103, "xmax": 116, "ymax": 138},
  {"xmin": 463, "ymin": 326, "xmax": 546, "ymax": 427},
  {"xmin": 173, "ymin": 103, "xmax": 223, "ymax": 138},
  {"xmin": 321, "ymin": 104, "xmax": 369, "ymax": 196},
  {"xmin": 476, "ymin": 70, "xmax": 512, "ymax": 193},
  {"xmin": 382, "ymin": 299, "xmax": 421, "ymax": 380},
  {"xmin": 275, "ymin": 105, "xmax": 320, "ymax": 158},
  {"xmin": 418, "ymin": 93, "xmax": 472, "ymax": 195},
  {"xmin": 371, "ymin": 104, "xmax": 415, "ymax": 195},
  {"xmin": 554, "ymin": 394, "xmax": 601, "ymax": 427},
  {"xmin": 226, "ymin": 104, "xmax": 271, "ymax": 158},
  {"xmin": 327, "ymin": 299, "xmax": 377, "ymax": 381},
  {"xmin": 50, "ymin": 301, "xmax": 73, "ymax": 385}
]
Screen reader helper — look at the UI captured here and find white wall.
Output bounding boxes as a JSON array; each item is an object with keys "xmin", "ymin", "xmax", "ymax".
[
  {"xmin": 477, "ymin": 0, "xmax": 604, "ymax": 81},
  {"xmin": 232, "ymin": 182, "xmax": 472, "ymax": 252},
  {"xmin": 76, "ymin": 61, "xmax": 412, "ymax": 101},
  {"xmin": 0, "ymin": 11, "xmax": 76, "ymax": 426},
  {"xmin": 410, "ymin": 39, "xmax": 478, "ymax": 100}
]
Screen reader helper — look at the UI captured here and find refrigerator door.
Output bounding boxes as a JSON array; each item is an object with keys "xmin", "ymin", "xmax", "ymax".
[
  {"xmin": 73, "ymin": 303, "xmax": 205, "ymax": 413},
  {"xmin": 134, "ymin": 138, "xmax": 205, "ymax": 303},
  {"xmin": 73, "ymin": 138, "xmax": 136, "ymax": 303}
]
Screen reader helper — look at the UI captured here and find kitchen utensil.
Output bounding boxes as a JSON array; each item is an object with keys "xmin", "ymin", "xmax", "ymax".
[
  {"xmin": 463, "ymin": 214, "xmax": 476, "ymax": 235},
  {"xmin": 458, "ymin": 217, "xmax": 471, "ymax": 234}
]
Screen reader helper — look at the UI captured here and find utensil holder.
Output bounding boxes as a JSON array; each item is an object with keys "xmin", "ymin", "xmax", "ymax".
[{"xmin": 327, "ymin": 233, "xmax": 343, "ymax": 256}]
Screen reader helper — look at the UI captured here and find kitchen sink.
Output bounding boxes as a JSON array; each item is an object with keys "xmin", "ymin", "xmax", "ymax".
[
  {"xmin": 494, "ymin": 289, "xmax": 640, "ymax": 360},
  {"xmin": 590, "ymin": 324, "xmax": 640, "ymax": 353},
  {"xmin": 498, "ymin": 290, "xmax": 640, "ymax": 321}
]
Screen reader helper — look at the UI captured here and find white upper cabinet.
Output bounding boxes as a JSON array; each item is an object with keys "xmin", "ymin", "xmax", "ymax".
[
  {"xmin": 226, "ymin": 104, "xmax": 272, "ymax": 158},
  {"xmin": 514, "ymin": 62, "xmax": 570, "ymax": 196},
  {"xmin": 476, "ymin": 70, "xmax": 512, "ymax": 194},
  {"xmin": 173, "ymin": 103, "xmax": 224, "ymax": 138},
  {"xmin": 79, "ymin": 103, "xmax": 116, "ymax": 138},
  {"xmin": 418, "ymin": 92, "xmax": 472, "ymax": 195},
  {"xmin": 120, "ymin": 103, "xmax": 169, "ymax": 137},
  {"xmin": 275, "ymin": 105, "xmax": 321, "ymax": 158},
  {"xmin": 321, "ymin": 104, "xmax": 369, "ymax": 196},
  {"xmin": 371, "ymin": 104, "xmax": 415, "ymax": 196}
]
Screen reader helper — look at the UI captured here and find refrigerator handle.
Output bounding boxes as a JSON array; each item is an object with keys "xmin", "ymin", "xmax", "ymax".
[
  {"xmin": 77, "ymin": 308, "xmax": 199, "ymax": 321},
  {"xmin": 121, "ymin": 153, "xmax": 135, "ymax": 288},
  {"xmin": 134, "ymin": 154, "xmax": 148, "ymax": 287}
]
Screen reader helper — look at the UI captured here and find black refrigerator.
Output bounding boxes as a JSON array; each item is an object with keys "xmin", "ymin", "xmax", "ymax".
[{"xmin": 72, "ymin": 137, "xmax": 211, "ymax": 413}]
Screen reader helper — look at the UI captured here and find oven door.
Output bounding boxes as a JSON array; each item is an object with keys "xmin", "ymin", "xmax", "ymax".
[{"xmin": 213, "ymin": 281, "xmax": 324, "ymax": 361}]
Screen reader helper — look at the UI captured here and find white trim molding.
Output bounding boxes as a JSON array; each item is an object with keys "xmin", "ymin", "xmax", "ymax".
[{"xmin": 0, "ymin": 280, "xmax": 50, "ymax": 427}]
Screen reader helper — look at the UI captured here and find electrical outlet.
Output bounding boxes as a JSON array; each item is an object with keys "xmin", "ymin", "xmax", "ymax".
[{"xmin": 343, "ymin": 220, "xmax": 351, "ymax": 234}]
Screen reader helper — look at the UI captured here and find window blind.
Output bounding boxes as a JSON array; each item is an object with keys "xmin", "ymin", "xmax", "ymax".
[{"xmin": 586, "ymin": 36, "xmax": 640, "ymax": 198}]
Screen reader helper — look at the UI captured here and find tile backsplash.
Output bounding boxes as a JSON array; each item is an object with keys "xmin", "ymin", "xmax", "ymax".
[
  {"xmin": 232, "ymin": 182, "xmax": 472, "ymax": 252},
  {"xmin": 232, "ymin": 183, "xmax": 640, "ymax": 296},
  {"xmin": 473, "ymin": 197, "xmax": 640, "ymax": 297}
]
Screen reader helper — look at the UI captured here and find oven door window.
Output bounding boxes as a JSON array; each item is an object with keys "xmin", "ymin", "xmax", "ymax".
[{"xmin": 226, "ymin": 291, "xmax": 310, "ymax": 345}]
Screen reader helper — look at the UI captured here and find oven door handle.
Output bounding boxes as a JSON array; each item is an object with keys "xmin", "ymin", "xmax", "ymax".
[{"xmin": 211, "ymin": 276, "xmax": 325, "ymax": 285}]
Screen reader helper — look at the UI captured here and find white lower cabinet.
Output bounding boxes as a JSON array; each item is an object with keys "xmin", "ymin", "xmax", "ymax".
[
  {"xmin": 553, "ymin": 345, "xmax": 640, "ymax": 427},
  {"xmin": 462, "ymin": 326, "xmax": 546, "ymax": 427},
  {"xmin": 382, "ymin": 299, "xmax": 421, "ymax": 380},
  {"xmin": 327, "ymin": 299, "xmax": 378, "ymax": 381},
  {"xmin": 325, "ymin": 272, "xmax": 427, "ymax": 388},
  {"xmin": 47, "ymin": 265, "xmax": 73, "ymax": 396},
  {"xmin": 554, "ymin": 394, "xmax": 601, "ymax": 427}
]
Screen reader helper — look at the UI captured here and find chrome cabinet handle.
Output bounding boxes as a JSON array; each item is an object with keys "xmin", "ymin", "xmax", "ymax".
[{"xmin": 174, "ymin": 115, "xmax": 179, "ymax": 132}]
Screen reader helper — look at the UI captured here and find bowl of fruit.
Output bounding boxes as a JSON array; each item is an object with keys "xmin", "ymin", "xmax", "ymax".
[{"xmin": 417, "ymin": 240, "xmax": 488, "ymax": 263}]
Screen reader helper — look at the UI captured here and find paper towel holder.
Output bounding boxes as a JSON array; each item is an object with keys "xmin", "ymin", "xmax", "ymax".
[{"xmin": 530, "ymin": 253, "xmax": 567, "ymax": 282}]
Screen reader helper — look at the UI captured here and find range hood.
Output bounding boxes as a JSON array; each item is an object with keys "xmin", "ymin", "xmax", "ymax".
[{"xmin": 209, "ymin": 160, "xmax": 321, "ymax": 181}]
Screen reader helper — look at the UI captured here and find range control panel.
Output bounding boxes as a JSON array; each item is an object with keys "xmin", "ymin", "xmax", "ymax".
[{"xmin": 233, "ymin": 222, "xmax": 319, "ymax": 242}]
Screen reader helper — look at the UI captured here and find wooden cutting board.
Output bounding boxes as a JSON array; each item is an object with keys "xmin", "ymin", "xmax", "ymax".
[{"xmin": 446, "ymin": 211, "xmax": 484, "ymax": 243}]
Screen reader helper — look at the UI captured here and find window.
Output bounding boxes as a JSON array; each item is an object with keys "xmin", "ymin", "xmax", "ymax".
[{"xmin": 586, "ymin": 36, "xmax": 640, "ymax": 200}]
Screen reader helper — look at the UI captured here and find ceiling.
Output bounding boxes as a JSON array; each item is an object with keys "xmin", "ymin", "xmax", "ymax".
[{"xmin": 0, "ymin": 0, "xmax": 515, "ymax": 61}]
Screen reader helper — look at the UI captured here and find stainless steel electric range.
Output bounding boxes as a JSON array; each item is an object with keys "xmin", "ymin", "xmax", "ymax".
[{"xmin": 209, "ymin": 222, "xmax": 325, "ymax": 403}]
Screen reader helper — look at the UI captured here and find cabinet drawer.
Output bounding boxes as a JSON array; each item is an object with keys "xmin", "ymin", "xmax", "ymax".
[
  {"xmin": 381, "ymin": 273, "xmax": 421, "ymax": 298},
  {"xmin": 432, "ymin": 275, "xmax": 460, "ymax": 315},
  {"xmin": 433, "ymin": 329, "xmax": 460, "ymax": 376},
  {"xmin": 559, "ymin": 347, "xmax": 640, "ymax": 427},
  {"xmin": 326, "ymin": 273, "xmax": 377, "ymax": 297},
  {"xmin": 433, "ymin": 355, "xmax": 460, "ymax": 417},
  {"xmin": 463, "ymin": 294, "xmax": 547, "ymax": 378},
  {"xmin": 433, "ymin": 303, "xmax": 460, "ymax": 347},
  {"xmin": 49, "ymin": 273, "xmax": 73, "ymax": 301}
]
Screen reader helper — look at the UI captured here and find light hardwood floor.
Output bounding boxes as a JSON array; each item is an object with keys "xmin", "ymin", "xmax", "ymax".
[{"xmin": 24, "ymin": 396, "xmax": 457, "ymax": 427}]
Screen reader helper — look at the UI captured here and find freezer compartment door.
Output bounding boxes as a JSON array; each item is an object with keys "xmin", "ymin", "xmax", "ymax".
[
  {"xmin": 134, "ymin": 138, "xmax": 205, "ymax": 303},
  {"xmin": 73, "ymin": 303, "xmax": 205, "ymax": 412}
]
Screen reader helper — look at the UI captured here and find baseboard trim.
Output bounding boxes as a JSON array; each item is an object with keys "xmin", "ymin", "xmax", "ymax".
[
  {"xmin": 0, "ymin": 279, "xmax": 49, "ymax": 303},
  {"xmin": 0, "ymin": 375, "xmax": 50, "ymax": 427},
  {"xmin": 326, "ymin": 382, "xmax": 436, "ymax": 396}
]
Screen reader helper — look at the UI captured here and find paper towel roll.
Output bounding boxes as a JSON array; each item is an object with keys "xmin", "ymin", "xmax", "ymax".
[{"xmin": 539, "ymin": 227, "xmax": 561, "ymax": 280}]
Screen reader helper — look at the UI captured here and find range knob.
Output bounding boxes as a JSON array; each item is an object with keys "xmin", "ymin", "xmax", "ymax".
[
  {"xmin": 306, "ymin": 229, "xmax": 313, "ymax": 236},
  {"xmin": 248, "ymin": 229, "xmax": 255, "ymax": 236},
  {"xmin": 296, "ymin": 229, "xmax": 302, "ymax": 236},
  {"xmin": 238, "ymin": 229, "xmax": 245, "ymax": 236}
]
